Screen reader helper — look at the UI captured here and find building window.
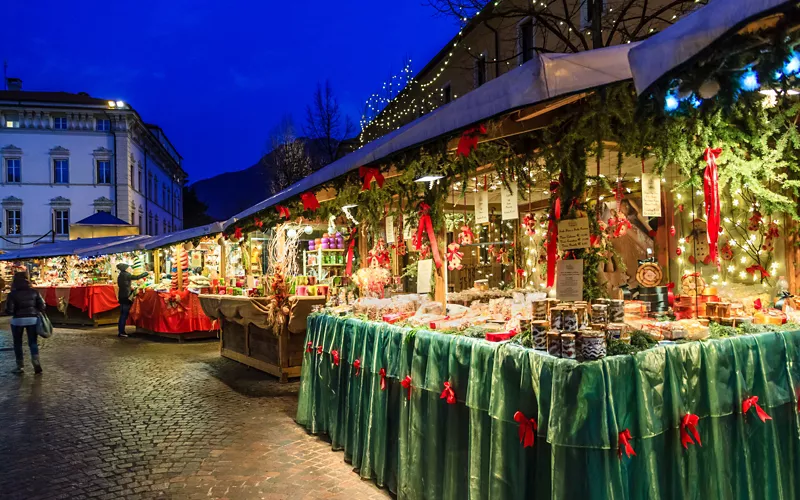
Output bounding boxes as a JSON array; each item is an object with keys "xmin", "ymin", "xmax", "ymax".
[
  {"xmin": 53, "ymin": 116, "xmax": 68, "ymax": 130},
  {"xmin": 6, "ymin": 158, "xmax": 21, "ymax": 183},
  {"xmin": 130, "ymin": 164, "xmax": 135, "ymax": 189},
  {"xmin": 96, "ymin": 119, "xmax": 111, "ymax": 131},
  {"xmin": 163, "ymin": 220, "xmax": 167, "ymax": 234},
  {"xmin": 475, "ymin": 54, "xmax": 487, "ymax": 88},
  {"xmin": 520, "ymin": 21, "xmax": 535, "ymax": 63},
  {"xmin": 443, "ymin": 84, "xmax": 452, "ymax": 104},
  {"xmin": 5, "ymin": 209, "xmax": 21, "ymax": 235},
  {"xmin": 162, "ymin": 186, "xmax": 167, "ymax": 207},
  {"xmin": 97, "ymin": 160, "xmax": 112, "ymax": 184},
  {"xmin": 4, "ymin": 113, "xmax": 20, "ymax": 129},
  {"xmin": 154, "ymin": 215, "xmax": 160, "ymax": 235},
  {"xmin": 138, "ymin": 166, "xmax": 143, "ymax": 192},
  {"xmin": 54, "ymin": 209, "xmax": 69, "ymax": 236},
  {"xmin": 53, "ymin": 159, "xmax": 69, "ymax": 184}
]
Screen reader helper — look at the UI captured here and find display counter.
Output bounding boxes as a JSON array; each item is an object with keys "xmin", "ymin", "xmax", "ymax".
[
  {"xmin": 129, "ymin": 289, "xmax": 219, "ymax": 341},
  {"xmin": 297, "ymin": 313, "xmax": 800, "ymax": 499},
  {"xmin": 200, "ymin": 294, "xmax": 326, "ymax": 382},
  {"xmin": 36, "ymin": 284, "xmax": 120, "ymax": 327}
]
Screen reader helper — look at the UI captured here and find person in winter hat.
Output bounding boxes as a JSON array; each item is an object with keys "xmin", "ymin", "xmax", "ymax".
[
  {"xmin": 116, "ymin": 263, "xmax": 148, "ymax": 338},
  {"xmin": 5, "ymin": 272, "xmax": 46, "ymax": 374}
]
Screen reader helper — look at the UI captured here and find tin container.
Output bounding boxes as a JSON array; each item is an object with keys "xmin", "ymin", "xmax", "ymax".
[
  {"xmin": 562, "ymin": 307, "xmax": 578, "ymax": 332},
  {"xmin": 705, "ymin": 302, "xmax": 719, "ymax": 318},
  {"xmin": 549, "ymin": 307, "xmax": 564, "ymax": 331},
  {"xmin": 531, "ymin": 321, "xmax": 549, "ymax": 350},
  {"xmin": 609, "ymin": 299, "xmax": 625, "ymax": 323},
  {"xmin": 717, "ymin": 302, "xmax": 731, "ymax": 318},
  {"xmin": 574, "ymin": 303, "xmax": 589, "ymax": 329},
  {"xmin": 561, "ymin": 333, "xmax": 576, "ymax": 359},
  {"xmin": 532, "ymin": 299, "xmax": 548, "ymax": 321},
  {"xmin": 606, "ymin": 322, "xmax": 626, "ymax": 340},
  {"xmin": 547, "ymin": 331, "xmax": 562, "ymax": 357},
  {"xmin": 518, "ymin": 319, "xmax": 532, "ymax": 335},
  {"xmin": 591, "ymin": 304, "xmax": 608, "ymax": 324},
  {"xmin": 581, "ymin": 330, "xmax": 607, "ymax": 360}
]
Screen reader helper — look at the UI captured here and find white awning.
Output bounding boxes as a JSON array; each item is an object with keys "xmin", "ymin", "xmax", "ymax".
[
  {"xmin": 142, "ymin": 222, "xmax": 224, "ymax": 250},
  {"xmin": 0, "ymin": 235, "xmax": 149, "ymax": 261},
  {"xmin": 223, "ymin": 43, "xmax": 639, "ymax": 229},
  {"xmin": 629, "ymin": 0, "xmax": 793, "ymax": 95},
  {"xmin": 76, "ymin": 235, "xmax": 153, "ymax": 258}
]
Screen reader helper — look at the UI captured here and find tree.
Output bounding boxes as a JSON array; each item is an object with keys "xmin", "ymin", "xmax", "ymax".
[
  {"xmin": 264, "ymin": 115, "xmax": 312, "ymax": 194},
  {"xmin": 304, "ymin": 80, "xmax": 355, "ymax": 167},
  {"xmin": 182, "ymin": 185, "xmax": 215, "ymax": 228}
]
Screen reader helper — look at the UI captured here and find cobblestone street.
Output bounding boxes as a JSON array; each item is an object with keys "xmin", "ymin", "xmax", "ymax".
[{"xmin": 0, "ymin": 323, "xmax": 389, "ymax": 500}]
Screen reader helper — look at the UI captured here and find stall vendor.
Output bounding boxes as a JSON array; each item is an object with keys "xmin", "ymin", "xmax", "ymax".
[{"xmin": 116, "ymin": 263, "xmax": 148, "ymax": 338}]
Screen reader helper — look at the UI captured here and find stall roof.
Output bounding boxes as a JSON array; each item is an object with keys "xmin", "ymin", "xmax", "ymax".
[
  {"xmin": 142, "ymin": 222, "xmax": 224, "ymax": 250},
  {"xmin": 223, "ymin": 42, "xmax": 639, "ymax": 230},
  {"xmin": 629, "ymin": 0, "xmax": 794, "ymax": 95},
  {"xmin": 0, "ymin": 235, "xmax": 148, "ymax": 261},
  {"xmin": 76, "ymin": 235, "xmax": 153, "ymax": 258}
]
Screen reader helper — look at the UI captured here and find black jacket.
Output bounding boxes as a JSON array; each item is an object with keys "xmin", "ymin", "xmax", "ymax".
[
  {"xmin": 5, "ymin": 288, "xmax": 46, "ymax": 318},
  {"xmin": 117, "ymin": 269, "xmax": 148, "ymax": 305}
]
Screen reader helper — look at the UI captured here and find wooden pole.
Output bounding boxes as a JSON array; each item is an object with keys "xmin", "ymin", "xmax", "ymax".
[
  {"xmin": 435, "ymin": 225, "xmax": 447, "ymax": 309},
  {"xmin": 176, "ymin": 245, "xmax": 184, "ymax": 292},
  {"xmin": 219, "ymin": 237, "xmax": 227, "ymax": 284},
  {"xmin": 153, "ymin": 249, "xmax": 161, "ymax": 281}
]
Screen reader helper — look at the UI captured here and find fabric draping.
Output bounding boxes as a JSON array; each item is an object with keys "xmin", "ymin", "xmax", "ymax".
[
  {"xmin": 37, "ymin": 285, "xmax": 119, "ymax": 318},
  {"xmin": 129, "ymin": 289, "xmax": 218, "ymax": 334},
  {"xmin": 198, "ymin": 295, "xmax": 274, "ymax": 330}
]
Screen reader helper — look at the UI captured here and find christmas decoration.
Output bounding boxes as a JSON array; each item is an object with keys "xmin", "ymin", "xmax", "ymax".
[
  {"xmin": 413, "ymin": 202, "xmax": 443, "ymax": 269},
  {"xmin": 440, "ymin": 381, "xmax": 457, "ymax": 404},
  {"xmin": 233, "ymin": 226, "xmax": 243, "ymax": 241},
  {"xmin": 748, "ymin": 211, "xmax": 762, "ymax": 231},
  {"xmin": 742, "ymin": 396, "xmax": 772, "ymax": 423},
  {"xmin": 681, "ymin": 272, "xmax": 706, "ymax": 296},
  {"xmin": 607, "ymin": 210, "xmax": 632, "ymax": 238},
  {"xmin": 457, "ymin": 225, "xmax": 475, "ymax": 245},
  {"xmin": 359, "ymin": 166, "xmax": 384, "ymax": 191},
  {"xmin": 703, "ymin": 148, "xmax": 722, "ymax": 266},
  {"xmin": 300, "ymin": 192, "xmax": 320, "ymax": 211},
  {"xmin": 618, "ymin": 429, "xmax": 636, "ymax": 459},
  {"xmin": 513, "ymin": 411, "xmax": 537, "ymax": 448},
  {"xmin": 276, "ymin": 205, "xmax": 290, "ymax": 219},
  {"xmin": 720, "ymin": 242, "xmax": 733, "ymax": 261},
  {"xmin": 379, "ymin": 368, "xmax": 387, "ymax": 390},
  {"xmin": 687, "ymin": 219, "xmax": 713, "ymax": 266},
  {"xmin": 697, "ymin": 79, "xmax": 721, "ymax": 99},
  {"xmin": 680, "ymin": 414, "xmax": 702, "ymax": 449},
  {"xmin": 546, "ymin": 181, "xmax": 561, "ymax": 287},
  {"xmin": 522, "ymin": 213, "xmax": 537, "ymax": 236},
  {"xmin": 446, "ymin": 242, "xmax": 464, "ymax": 271},
  {"xmin": 401, "ymin": 375, "xmax": 412, "ymax": 400},
  {"xmin": 456, "ymin": 124, "xmax": 486, "ymax": 157},
  {"xmin": 367, "ymin": 238, "xmax": 390, "ymax": 269}
]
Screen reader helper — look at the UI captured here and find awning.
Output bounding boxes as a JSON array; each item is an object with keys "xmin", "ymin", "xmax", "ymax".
[
  {"xmin": 76, "ymin": 235, "xmax": 153, "ymax": 258},
  {"xmin": 143, "ymin": 222, "xmax": 224, "ymax": 250},
  {"xmin": 0, "ymin": 235, "xmax": 148, "ymax": 261},
  {"xmin": 629, "ymin": 0, "xmax": 794, "ymax": 95},
  {"xmin": 74, "ymin": 212, "xmax": 132, "ymax": 226},
  {"xmin": 223, "ymin": 43, "xmax": 639, "ymax": 230}
]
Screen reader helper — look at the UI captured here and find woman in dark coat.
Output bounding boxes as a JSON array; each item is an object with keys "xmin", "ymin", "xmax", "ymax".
[{"xmin": 5, "ymin": 272, "xmax": 46, "ymax": 374}]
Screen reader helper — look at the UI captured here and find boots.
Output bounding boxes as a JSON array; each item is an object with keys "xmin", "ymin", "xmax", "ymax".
[
  {"xmin": 11, "ymin": 358, "xmax": 24, "ymax": 374},
  {"xmin": 32, "ymin": 355, "xmax": 42, "ymax": 375}
]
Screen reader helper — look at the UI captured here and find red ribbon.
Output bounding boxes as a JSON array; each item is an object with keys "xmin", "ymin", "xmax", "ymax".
[
  {"xmin": 306, "ymin": 341, "xmax": 313, "ymax": 353},
  {"xmin": 746, "ymin": 265, "xmax": 770, "ymax": 279},
  {"xmin": 276, "ymin": 205, "xmax": 290, "ymax": 219},
  {"xmin": 345, "ymin": 227, "xmax": 357, "ymax": 276},
  {"xmin": 353, "ymin": 358, "xmax": 361, "ymax": 376},
  {"xmin": 456, "ymin": 124, "xmax": 486, "ymax": 157},
  {"xmin": 254, "ymin": 219, "xmax": 264, "ymax": 229},
  {"xmin": 360, "ymin": 166, "xmax": 385, "ymax": 191},
  {"xmin": 754, "ymin": 298, "xmax": 763, "ymax": 311},
  {"xmin": 400, "ymin": 375, "xmax": 412, "ymax": 400},
  {"xmin": 703, "ymin": 147, "xmax": 722, "ymax": 266},
  {"xmin": 440, "ymin": 381, "xmax": 457, "ymax": 404},
  {"xmin": 300, "ymin": 192, "xmax": 320, "ymax": 211},
  {"xmin": 513, "ymin": 411, "xmax": 537, "ymax": 448},
  {"xmin": 618, "ymin": 429, "xmax": 636, "ymax": 459},
  {"xmin": 331, "ymin": 349, "xmax": 340, "ymax": 366},
  {"xmin": 546, "ymin": 181, "xmax": 561, "ymax": 287},
  {"xmin": 317, "ymin": 345, "xmax": 323, "ymax": 355},
  {"xmin": 742, "ymin": 396, "xmax": 772, "ymax": 423},
  {"xmin": 414, "ymin": 203, "xmax": 443, "ymax": 269},
  {"xmin": 234, "ymin": 226, "xmax": 243, "ymax": 240},
  {"xmin": 680, "ymin": 413, "xmax": 702, "ymax": 449},
  {"xmin": 379, "ymin": 368, "xmax": 387, "ymax": 390}
]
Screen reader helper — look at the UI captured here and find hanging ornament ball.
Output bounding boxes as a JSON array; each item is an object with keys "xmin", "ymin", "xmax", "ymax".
[
  {"xmin": 676, "ymin": 247, "xmax": 682, "ymax": 256},
  {"xmin": 677, "ymin": 87, "xmax": 693, "ymax": 100},
  {"xmin": 669, "ymin": 225, "xmax": 676, "ymax": 237},
  {"xmin": 304, "ymin": 225, "xmax": 313, "ymax": 235},
  {"xmin": 697, "ymin": 79, "xmax": 721, "ymax": 100},
  {"xmin": 184, "ymin": 241, "xmax": 194, "ymax": 251},
  {"xmin": 287, "ymin": 228, "xmax": 298, "ymax": 238}
]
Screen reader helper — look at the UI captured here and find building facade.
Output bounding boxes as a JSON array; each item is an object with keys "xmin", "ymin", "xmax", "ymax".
[{"xmin": 0, "ymin": 87, "xmax": 186, "ymax": 250}]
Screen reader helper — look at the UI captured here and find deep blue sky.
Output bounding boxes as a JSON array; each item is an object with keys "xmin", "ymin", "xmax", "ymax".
[{"xmin": 2, "ymin": 1, "xmax": 456, "ymax": 182}]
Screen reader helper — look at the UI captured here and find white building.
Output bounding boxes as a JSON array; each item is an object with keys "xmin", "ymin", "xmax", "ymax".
[{"xmin": 0, "ymin": 83, "xmax": 186, "ymax": 250}]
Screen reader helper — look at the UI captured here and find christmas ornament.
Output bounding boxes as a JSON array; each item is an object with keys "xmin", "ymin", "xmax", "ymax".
[
  {"xmin": 513, "ymin": 411, "xmax": 537, "ymax": 448},
  {"xmin": 413, "ymin": 202, "xmax": 443, "ymax": 269},
  {"xmin": 681, "ymin": 272, "xmax": 707, "ymax": 296},
  {"xmin": 687, "ymin": 219, "xmax": 713, "ymax": 266},
  {"xmin": 669, "ymin": 225, "xmax": 676, "ymax": 237},
  {"xmin": 763, "ymin": 222, "xmax": 780, "ymax": 252},
  {"xmin": 456, "ymin": 124, "xmax": 486, "ymax": 157},
  {"xmin": 446, "ymin": 242, "xmax": 464, "ymax": 271},
  {"xmin": 522, "ymin": 213, "xmax": 536, "ymax": 236},
  {"xmin": 300, "ymin": 192, "xmax": 320, "ymax": 211},
  {"xmin": 720, "ymin": 242, "xmax": 733, "ymax": 261},
  {"xmin": 746, "ymin": 264, "xmax": 770, "ymax": 280},
  {"xmin": 742, "ymin": 396, "xmax": 772, "ymax": 423},
  {"xmin": 636, "ymin": 261, "xmax": 663, "ymax": 287},
  {"xmin": 367, "ymin": 238, "xmax": 390, "ymax": 269},
  {"xmin": 546, "ymin": 181, "xmax": 562, "ymax": 287},
  {"xmin": 234, "ymin": 226, "xmax": 243, "ymax": 241},
  {"xmin": 676, "ymin": 247, "xmax": 682, "ymax": 256},
  {"xmin": 359, "ymin": 166, "xmax": 384, "ymax": 191},
  {"xmin": 698, "ymin": 79, "xmax": 721, "ymax": 99},
  {"xmin": 748, "ymin": 211, "xmax": 762, "ymax": 231},
  {"xmin": 458, "ymin": 225, "xmax": 475, "ymax": 245},
  {"xmin": 680, "ymin": 414, "xmax": 702, "ymax": 449},
  {"xmin": 703, "ymin": 147, "xmax": 722, "ymax": 265},
  {"xmin": 607, "ymin": 210, "xmax": 632, "ymax": 238},
  {"xmin": 276, "ymin": 205, "xmax": 290, "ymax": 219}
]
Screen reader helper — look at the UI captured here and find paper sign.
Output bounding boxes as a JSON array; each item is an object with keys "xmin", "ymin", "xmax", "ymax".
[
  {"xmin": 641, "ymin": 173, "xmax": 662, "ymax": 217},
  {"xmin": 475, "ymin": 190, "xmax": 489, "ymax": 225},
  {"xmin": 557, "ymin": 217, "xmax": 591, "ymax": 250},
  {"xmin": 501, "ymin": 181, "xmax": 519, "ymax": 220},
  {"xmin": 385, "ymin": 215, "xmax": 395, "ymax": 244},
  {"xmin": 556, "ymin": 259, "xmax": 584, "ymax": 302},
  {"xmin": 417, "ymin": 259, "xmax": 433, "ymax": 294},
  {"xmin": 402, "ymin": 215, "xmax": 414, "ymax": 240}
]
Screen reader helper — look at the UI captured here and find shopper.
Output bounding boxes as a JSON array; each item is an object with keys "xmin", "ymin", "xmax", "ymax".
[
  {"xmin": 5, "ymin": 271, "xmax": 46, "ymax": 374},
  {"xmin": 116, "ymin": 263, "xmax": 148, "ymax": 338}
]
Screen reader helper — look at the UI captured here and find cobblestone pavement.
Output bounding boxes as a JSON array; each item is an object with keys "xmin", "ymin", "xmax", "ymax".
[{"xmin": 0, "ymin": 323, "xmax": 389, "ymax": 500}]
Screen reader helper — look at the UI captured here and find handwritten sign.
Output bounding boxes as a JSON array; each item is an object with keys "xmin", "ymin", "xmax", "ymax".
[
  {"xmin": 556, "ymin": 259, "xmax": 584, "ymax": 302},
  {"xmin": 501, "ymin": 180, "xmax": 519, "ymax": 220},
  {"xmin": 385, "ymin": 215, "xmax": 395, "ymax": 244},
  {"xmin": 475, "ymin": 190, "xmax": 489, "ymax": 225},
  {"xmin": 557, "ymin": 217, "xmax": 591, "ymax": 250},
  {"xmin": 641, "ymin": 173, "xmax": 662, "ymax": 217},
  {"xmin": 417, "ymin": 259, "xmax": 433, "ymax": 294}
]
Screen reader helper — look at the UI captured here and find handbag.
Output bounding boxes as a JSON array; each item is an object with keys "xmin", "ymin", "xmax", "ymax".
[{"xmin": 36, "ymin": 313, "xmax": 53, "ymax": 338}]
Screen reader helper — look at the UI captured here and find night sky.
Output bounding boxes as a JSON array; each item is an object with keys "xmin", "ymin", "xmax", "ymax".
[{"xmin": 2, "ymin": 1, "xmax": 456, "ymax": 182}]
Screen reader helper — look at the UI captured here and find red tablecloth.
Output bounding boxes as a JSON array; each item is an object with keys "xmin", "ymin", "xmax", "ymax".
[
  {"xmin": 37, "ymin": 285, "xmax": 119, "ymax": 318},
  {"xmin": 129, "ymin": 289, "xmax": 219, "ymax": 334}
]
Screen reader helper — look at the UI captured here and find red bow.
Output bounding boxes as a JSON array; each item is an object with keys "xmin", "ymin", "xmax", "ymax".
[
  {"xmin": 618, "ymin": 429, "xmax": 636, "ymax": 459},
  {"xmin": 331, "ymin": 349, "xmax": 340, "ymax": 366},
  {"xmin": 234, "ymin": 226, "xmax": 243, "ymax": 240},
  {"xmin": 360, "ymin": 166, "xmax": 384, "ymax": 191},
  {"xmin": 546, "ymin": 181, "xmax": 561, "ymax": 287},
  {"xmin": 414, "ymin": 202, "xmax": 443, "ymax": 269},
  {"xmin": 306, "ymin": 341, "xmax": 313, "ymax": 353},
  {"xmin": 345, "ymin": 227, "xmax": 357, "ymax": 276},
  {"xmin": 680, "ymin": 413, "xmax": 702, "ymax": 449},
  {"xmin": 513, "ymin": 411, "xmax": 537, "ymax": 448},
  {"xmin": 440, "ymin": 381, "xmax": 457, "ymax": 404},
  {"xmin": 516, "ymin": 268, "xmax": 525, "ymax": 277},
  {"xmin": 317, "ymin": 345, "xmax": 323, "ymax": 355},
  {"xmin": 754, "ymin": 298, "xmax": 763, "ymax": 311},
  {"xmin": 300, "ymin": 192, "xmax": 320, "ymax": 211},
  {"xmin": 746, "ymin": 265, "xmax": 770, "ymax": 279},
  {"xmin": 456, "ymin": 124, "xmax": 486, "ymax": 157},
  {"xmin": 379, "ymin": 368, "xmax": 387, "ymax": 390},
  {"xmin": 254, "ymin": 219, "xmax": 264, "ymax": 229},
  {"xmin": 742, "ymin": 396, "xmax": 772, "ymax": 423},
  {"xmin": 703, "ymin": 147, "xmax": 722, "ymax": 266},
  {"xmin": 353, "ymin": 358, "xmax": 361, "ymax": 376},
  {"xmin": 400, "ymin": 375, "xmax": 412, "ymax": 400},
  {"xmin": 276, "ymin": 205, "xmax": 290, "ymax": 219}
]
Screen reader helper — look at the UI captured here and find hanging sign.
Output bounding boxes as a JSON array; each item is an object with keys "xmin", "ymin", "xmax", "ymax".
[
  {"xmin": 501, "ymin": 180, "xmax": 519, "ymax": 221},
  {"xmin": 475, "ymin": 190, "xmax": 489, "ymax": 225},
  {"xmin": 417, "ymin": 259, "xmax": 433, "ymax": 294},
  {"xmin": 557, "ymin": 217, "xmax": 591, "ymax": 250},
  {"xmin": 385, "ymin": 215, "xmax": 395, "ymax": 244},
  {"xmin": 641, "ymin": 173, "xmax": 662, "ymax": 217},
  {"xmin": 556, "ymin": 259, "xmax": 584, "ymax": 302}
]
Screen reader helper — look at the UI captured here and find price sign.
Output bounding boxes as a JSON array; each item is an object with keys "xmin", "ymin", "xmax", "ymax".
[
  {"xmin": 475, "ymin": 190, "xmax": 489, "ymax": 224},
  {"xmin": 556, "ymin": 259, "xmax": 584, "ymax": 302},
  {"xmin": 501, "ymin": 180, "xmax": 519, "ymax": 221},
  {"xmin": 557, "ymin": 217, "xmax": 591, "ymax": 250},
  {"xmin": 641, "ymin": 173, "xmax": 662, "ymax": 217}
]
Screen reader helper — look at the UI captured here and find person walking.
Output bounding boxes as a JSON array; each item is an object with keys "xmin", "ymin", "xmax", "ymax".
[
  {"xmin": 5, "ymin": 271, "xmax": 46, "ymax": 374},
  {"xmin": 116, "ymin": 263, "xmax": 148, "ymax": 338}
]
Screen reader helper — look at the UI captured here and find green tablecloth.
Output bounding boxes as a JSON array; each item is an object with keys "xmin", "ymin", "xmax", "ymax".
[{"xmin": 296, "ymin": 314, "xmax": 800, "ymax": 499}]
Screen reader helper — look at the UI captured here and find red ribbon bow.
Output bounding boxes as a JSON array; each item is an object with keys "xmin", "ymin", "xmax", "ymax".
[
  {"xmin": 317, "ymin": 345, "xmax": 323, "ymax": 355},
  {"xmin": 746, "ymin": 265, "xmax": 770, "ymax": 279},
  {"xmin": 379, "ymin": 368, "xmax": 387, "ymax": 390},
  {"xmin": 306, "ymin": 341, "xmax": 313, "ymax": 353},
  {"xmin": 703, "ymin": 147, "xmax": 722, "ymax": 266},
  {"xmin": 331, "ymin": 349, "xmax": 340, "ymax": 366},
  {"xmin": 353, "ymin": 358, "xmax": 361, "ymax": 376},
  {"xmin": 546, "ymin": 181, "xmax": 562, "ymax": 287},
  {"xmin": 300, "ymin": 192, "xmax": 320, "ymax": 211},
  {"xmin": 618, "ymin": 429, "xmax": 636, "ymax": 459},
  {"xmin": 345, "ymin": 227, "xmax": 357, "ymax": 276},
  {"xmin": 513, "ymin": 411, "xmax": 537, "ymax": 448},
  {"xmin": 680, "ymin": 413, "xmax": 702, "ymax": 449},
  {"xmin": 440, "ymin": 381, "xmax": 457, "ymax": 405},
  {"xmin": 359, "ymin": 166, "xmax": 385, "ymax": 191},
  {"xmin": 456, "ymin": 124, "xmax": 486, "ymax": 157},
  {"xmin": 742, "ymin": 396, "xmax": 772, "ymax": 423},
  {"xmin": 234, "ymin": 226, "xmax": 243, "ymax": 240},
  {"xmin": 754, "ymin": 298, "xmax": 763, "ymax": 311},
  {"xmin": 414, "ymin": 202, "xmax": 443, "ymax": 269},
  {"xmin": 254, "ymin": 219, "xmax": 264, "ymax": 229},
  {"xmin": 276, "ymin": 205, "xmax": 290, "ymax": 219},
  {"xmin": 400, "ymin": 375, "xmax": 412, "ymax": 400}
]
